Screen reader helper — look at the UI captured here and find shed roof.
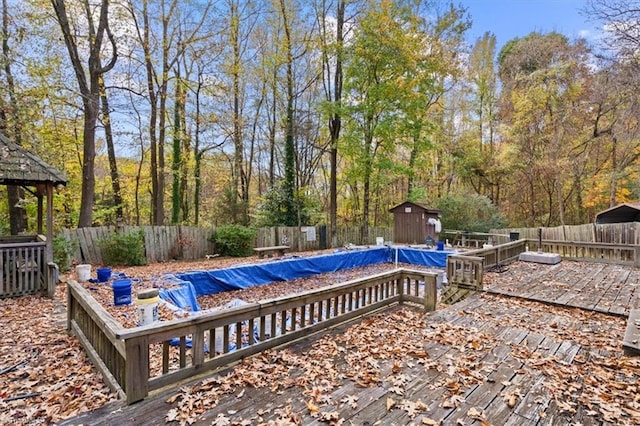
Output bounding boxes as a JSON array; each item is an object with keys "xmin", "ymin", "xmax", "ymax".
[
  {"xmin": 595, "ymin": 202, "xmax": 640, "ymax": 224},
  {"xmin": 0, "ymin": 133, "xmax": 67, "ymax": 186},
  {"xmin": 389, "ymin": 201, "xmax": 440, "ymax": 215}
]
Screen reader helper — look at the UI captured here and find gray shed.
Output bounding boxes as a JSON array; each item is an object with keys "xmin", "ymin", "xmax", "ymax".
[{"xmin": 595, "ymin": 203, "xmax": 640, "ymax": 224}]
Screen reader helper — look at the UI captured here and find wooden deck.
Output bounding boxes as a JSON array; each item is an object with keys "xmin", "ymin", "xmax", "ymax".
[
  {"xmin": 484, "ymin": 260, "xmax": 639, "ymax": 316},
  {"xmin": 61, "ymin": 261, "xmax": 640, "ymax": 425}
]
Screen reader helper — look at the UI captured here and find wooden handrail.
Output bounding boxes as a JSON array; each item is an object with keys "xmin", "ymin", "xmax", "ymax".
[{"xmin": 68, "ymin": 268, "xmax": 439, "ymax": 404}]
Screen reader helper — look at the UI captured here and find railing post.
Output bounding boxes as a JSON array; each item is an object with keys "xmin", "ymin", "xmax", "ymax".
[
  {"xmin": 635, "ymin": 246, "xmax": 640, "ymax": 267},
  {"xmin": 125, "ymin": 336, "xmax": 150, "ymax": 404},
  {"xmin": 424, "ymin": 274, "xmax": 437, "ymax": 311}
]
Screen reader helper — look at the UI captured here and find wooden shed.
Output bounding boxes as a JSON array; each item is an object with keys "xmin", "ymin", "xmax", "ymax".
[{"xmin": 389, "ymin": 201, "xmax": 441, "ymax": 244}]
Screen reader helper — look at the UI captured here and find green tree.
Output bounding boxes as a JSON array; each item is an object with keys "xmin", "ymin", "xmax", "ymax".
[
  {"xmin": 498, "ymin": 32, "xmax": 591, "ymax": 226},
  {"xmin": 436, "ymin": 192, "xmax": 505, "ymax": 233}
]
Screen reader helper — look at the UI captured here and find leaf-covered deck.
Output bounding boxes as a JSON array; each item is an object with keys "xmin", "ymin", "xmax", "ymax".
[
  {"xmin": 62, "ymin": 261, "xmax": 640, "ymax": 425},
  {"xmin": 484, "ymin": 260, "xmax": 640, "ymax": 316}
]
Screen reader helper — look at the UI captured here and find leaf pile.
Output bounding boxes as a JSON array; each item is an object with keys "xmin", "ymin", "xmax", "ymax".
[
  {"xmin": 157, "ymin": 291, "xmax": 640, "ymax": 425},
  {"xmin": 0, "ymin": 284, "xmax": 117, "ymax": 424}
]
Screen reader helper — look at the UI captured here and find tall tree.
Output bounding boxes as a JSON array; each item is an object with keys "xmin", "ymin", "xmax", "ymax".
[
  {"xmin": 317, "ymin": 0, "xmax": 346, "ymax": 247},
  {"xmin": 1, "ymin": 0, "xmax": 27, "ymax": 234},
  {"xmin": 128, "ymin": 0, "xmax": 211, "ymax": 226},
  {"xmin": 51, "ymin": 0, "xmax": 117, "ymax": 227},
  {"xmin": 99, "ymin": 76, "xmax": 124, "ymax": 223},
  {"xmin": 498, "ymin": 32, "xmax": 591, "ymax": 226},
  {"xmin": 456, "ymin": 32, "xmax": 505, "ymax": 204},
  {"xmin": 278, "ymin": 0, "xmax": 297, "ymax": 226}
]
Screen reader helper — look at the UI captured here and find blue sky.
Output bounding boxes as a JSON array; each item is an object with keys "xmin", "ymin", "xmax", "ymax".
[{"xmin": 458, "ymin": 0, "xmax": 604, "ymax": 49}]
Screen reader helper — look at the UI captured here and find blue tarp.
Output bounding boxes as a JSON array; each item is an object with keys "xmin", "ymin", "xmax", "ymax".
[
  {"xmin": 393, "ymin": 246, "xmax": 452, "ymax": 268},
  {"xmin": 176, "ymin": 247, "xmax": 390, "ymax": 296},
  {"xmin": 159, "ymin": 280, "xmax": 201, "ymax": 311},
  {"xmin": 172, "ymin": 246, "xmax": 455, "ymax": 297}
]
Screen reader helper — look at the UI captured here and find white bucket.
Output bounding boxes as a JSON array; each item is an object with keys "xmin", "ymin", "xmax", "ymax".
[
  {"xmin": 76, "ymin": 264, "xmax": 91, "ymax": 282},
  {"xmin": 137, "ymin": 288, "xmax": 159, "ymax": 326},
  {"xmin": 376, "ymin": 237, "xmax": 384, "ymax": 246}
]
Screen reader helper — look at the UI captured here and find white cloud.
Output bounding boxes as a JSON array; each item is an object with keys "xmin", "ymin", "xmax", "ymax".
[{"xmin": 578, "ymin": 29, "xmax": 591, "ymax": 38}]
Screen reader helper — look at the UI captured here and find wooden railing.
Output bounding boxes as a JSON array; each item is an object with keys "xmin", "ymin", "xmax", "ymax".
[
  {"xmin": 67, "ymin": 268, "xmax": 438, "ymax": 404},
  {"xmin": 526, "ymin": 239, "xmax": 640, "ymax": 266},
  {"xmin": 0, "ymin": 239, "xmax": 47, "ymax": 298},
  {"xmin": 445, "ymin": 238, "xmax": 640, "ymax": 294},
  {"xmin": 462, "ymin": 239, "xmax": 528, "ymax": 269},
  {"xmin": 446, "ymin": 255, "xmax": 484, "ymax": 290}
]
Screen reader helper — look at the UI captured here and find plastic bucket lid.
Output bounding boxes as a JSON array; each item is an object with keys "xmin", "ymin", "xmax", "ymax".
[{"xmin": 137, "ymin": 288, "xmax": 159, "ymax": 300}]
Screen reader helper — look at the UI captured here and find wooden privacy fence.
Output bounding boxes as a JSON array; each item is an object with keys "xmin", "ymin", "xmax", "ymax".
[
  {"xmin": 67, "ymin": 268, "xmax": 438, "ymax": 404},
  {"xmin": 526, "ymin": 239, "xmax": 640, "ymax": 266},
  {"xmin": 60, "ymin": 225, "xmax": 394, "ymax": 265},
  {"xmin": 493, "ymin": 222, "xmax": 640, "ymax": 245},
  {"xmin": 60, "ymin": 225, "xmax": 215, "ymax": 265},
  {"xmin": 255, "ymin": 225, "xmax": 392, "ymax": 252}
]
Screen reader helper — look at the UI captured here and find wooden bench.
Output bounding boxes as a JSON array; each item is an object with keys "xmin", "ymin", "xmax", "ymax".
[{"xmin": 253, "ymin": 245, "xmax": 290, "ymax": 259}]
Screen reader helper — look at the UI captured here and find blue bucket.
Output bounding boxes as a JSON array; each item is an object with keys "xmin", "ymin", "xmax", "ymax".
[
  {"xmin": 97, "ymin": 267, "xmax": 112, "ymax": 282},
  {"xmin": 436, "ymin": 241, "xmax": 445, "ymax": 251},
  {"xmin": 112, "ymin": 279, "xmax": 132, "ymax": 305}
]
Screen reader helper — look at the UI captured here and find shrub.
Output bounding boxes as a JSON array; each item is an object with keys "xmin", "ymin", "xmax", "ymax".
[
  {"xmin": 100, "ymin": 229, "xmax": 147, "ymax": 266},
  {"xmin": 53, "ymin": 235, "xmax": 77, "ymax": 272},
  {"xmin": 436, "ymin": 193, "xmax": 506, "ymax": 233},
  {"xmin": 212, "ymin": 225, "xmax": 256, "ymax": 257}
]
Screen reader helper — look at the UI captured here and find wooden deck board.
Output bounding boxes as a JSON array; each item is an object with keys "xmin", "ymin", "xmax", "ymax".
[
  {"xmin": 594, "ymin": 268, "xmax": 630, "ymax": 313},
  {"xmin": 610, "ymin": 268, "xmax": 640, "ymax": 315},
  {"xmin": 61, "ymin": 261, "xmax": 640, "ymax": 426},
  {"xmin": 486, "ymin": 260, "xmax": 638, "ymax": 316}
]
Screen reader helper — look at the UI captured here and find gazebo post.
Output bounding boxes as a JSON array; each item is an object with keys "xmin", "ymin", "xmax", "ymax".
[
  {"xmin": 46, "ymin": 184, "xmax": 55, "ymax": 296},
  {"xmin": 37, "ymin": 184, "xmax": 44, "ymax": 234}
]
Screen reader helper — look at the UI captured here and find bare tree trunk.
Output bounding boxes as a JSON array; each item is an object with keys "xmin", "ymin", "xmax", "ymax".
[
  {"xmin": 171, "ymin": 65, "xmax": 182, "ymax": 224},
  {"xmin": 327, "ymin": 0, "xmax": 344, "ymax": 248},
  {"xmin": 2, "ymin": 0, "xmax": 27, "ymax": 234},
  {"xmin": 51, "ymin": 0, "xmax": 117, "ymax": 228},
  {"xmin": 610, "ymin": 135, "xmax": 617, "ymax": 207},
  {"xmin": 99, "ymin": 79, "xmax": 123, "ymax": 222}
]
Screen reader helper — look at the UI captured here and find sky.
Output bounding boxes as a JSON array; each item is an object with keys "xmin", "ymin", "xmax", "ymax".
[{"xmin": 458, "ymin": 0, "xmax": 605, "ymax": 50}]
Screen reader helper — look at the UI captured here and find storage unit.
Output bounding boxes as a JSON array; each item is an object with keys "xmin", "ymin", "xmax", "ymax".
[
  {"xmin": 595, "ymin": 203, "xmax": 640, "ymax": 224},
  {"xmin": 389, "ymin": 201, "xmax": 441, "ymax": 244}
]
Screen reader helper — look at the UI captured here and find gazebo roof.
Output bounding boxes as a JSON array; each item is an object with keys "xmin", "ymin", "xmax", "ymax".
[{"xmin": 0, "ymin": 133, "xmax": 67, "ymax": 187}]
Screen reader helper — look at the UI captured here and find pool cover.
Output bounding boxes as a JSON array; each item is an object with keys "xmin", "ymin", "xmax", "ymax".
[{"xmin": 173, "ymin": 246, "xmax": 453, "ymax": 297}]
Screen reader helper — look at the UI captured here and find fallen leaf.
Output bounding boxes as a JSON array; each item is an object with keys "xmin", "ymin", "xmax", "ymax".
[
  {"xmin": 467, "ymin": 406, "xmax": 486, "ymax": 421},
  {"xmin": 341, "ymin": 394, "xmax": 359, "ymax": 409},
  {"xmin": 306, "ymin": 399, "xmax": 320, "ymax": 415},
  {"xmin": 387, "ymin": 397, "xmax": 396, "ymax": 411}
]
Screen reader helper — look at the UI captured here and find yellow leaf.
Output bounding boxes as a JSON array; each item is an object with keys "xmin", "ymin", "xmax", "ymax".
[
  {"xmin": 306, "ymin": 399, "xmax": 320, "ymax": 414},
  {"xmin": 386, "ymin": 397, "xmax": 396, "ymax": 411},
  {"xmin": 422, "ymin": 416, "xmax": 440, "ymax": 425}
]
